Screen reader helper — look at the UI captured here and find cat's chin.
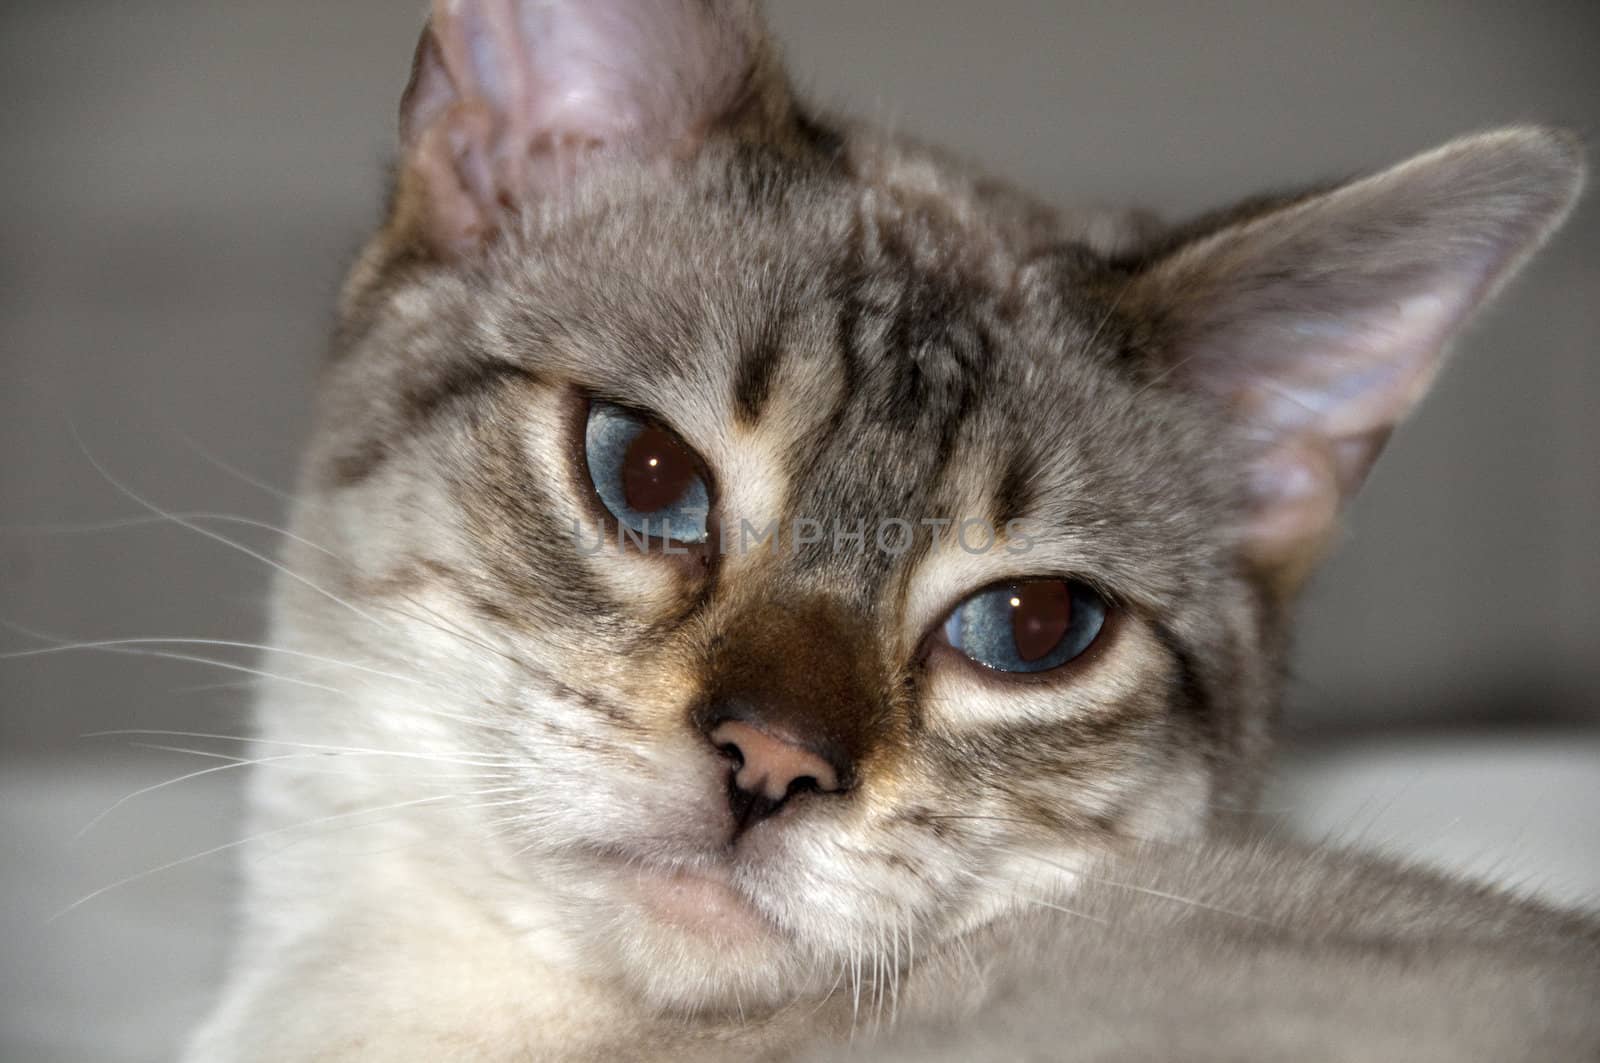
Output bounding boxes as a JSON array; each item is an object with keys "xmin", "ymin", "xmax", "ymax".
[
  {"xmin": 575, "ymin": 853, "xmax": 843, "ymax": 1013},
  {"xmin": 623, "ymin": 862, "xmax": 773, "ymax": 941}
]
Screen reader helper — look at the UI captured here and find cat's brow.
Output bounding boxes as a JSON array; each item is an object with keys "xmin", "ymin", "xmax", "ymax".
[
  {"xmin": 332, "ymin": 357, "xmax": 539, "ymax": 487},
  {"xmin": 403, "ymin": 357, "xmax": 539, "ymax": 425},
  {"xmin": 991, "ymin": 455, "xmax": 1038, "ymax": 529},
  {"xmin": 731, "ymin": 308, "xmax": 789, "ymax": 425}
]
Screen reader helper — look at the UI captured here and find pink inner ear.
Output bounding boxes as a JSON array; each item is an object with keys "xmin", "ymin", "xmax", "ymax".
[
  {"xmin": 503, "ymin": 1, "xmax": 750, "ymax": 147},
  {"xmin": 1208, "ymin": 289, "xmax": 1466, "ymax": 566},
  {"xmin": 401, "ymin": 33, "xmax": 457, "ymax": 149},
  {"xmin": 1241, "ymin": 435, "xmax": 1342, "ymax": 566},
  {"xmin": 398, "ymin": 0, "xmax": 757, "ymax": 252},
  {"xmin": 1231, "ymin": 287, "xmax": 1464, "ymax": 492},
  {"xmin": 1167, "ymin": 125, "xmax": 1588, "ymax": 570}
]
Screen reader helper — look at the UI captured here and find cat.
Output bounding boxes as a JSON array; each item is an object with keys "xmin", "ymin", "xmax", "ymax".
[
  {"xmin": 800, "ymin": 832, "xmax": 1600, "ymax": 1063},
  {"xmin": 185, "ymin": 1, "xmax": 1594, "ymax": 1060}
]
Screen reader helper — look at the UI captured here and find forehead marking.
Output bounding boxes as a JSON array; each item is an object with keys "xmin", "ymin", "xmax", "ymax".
[
  {"xmin": 731, "ymin": 305, "xmax": 789, "ymax": 426},
  {"xmin": 772, "ymin": 255, "xmax": 996, "ymax": 588}
]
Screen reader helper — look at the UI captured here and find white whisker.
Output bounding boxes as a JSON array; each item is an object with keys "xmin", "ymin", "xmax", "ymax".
[
  {"xmin": 1, "ymin": 636, "xmax": 428, "ymax": 690},
  {"xmin": 4, "ymin": 621, "xmax": 524, "ymax": 734},
  {"xmin": 19, "ymin": 640, "xmax": 345, "ymax": 696},
  {"xmin": 73, "ymin": 749, "xmax": 304, "ymax": 840},
  {"xmin": 1018, "ymin": 849, "xmax": 1273, "ymax": 926},
  {"xmin": 129, "ymin": 742, "xmax": 517, "ymax": 782},
  {"xmin": 53, "ymin": 785, "xmax": 520, "ymax": 921},
  {"xmin": 170, "ymin": 426, "xmax": 301, "ymax": 505},
  {"xmin": 0, "ymin": 511, "xmax": 342, "ymax": 562},
  {"xmin": 82, "ymin": 728, "xmax": 518, "ymax": 765},
  {"xmin": 889, "ymin": 908, "xmax": 901, "ymax": 1026},
  {"xmin": 1009, "ymin": 890, "xmax": 1110, "ymax": 926},
  {"xmin": 68, "ymin": 424, "xmax": 395, "ymax": 633}
]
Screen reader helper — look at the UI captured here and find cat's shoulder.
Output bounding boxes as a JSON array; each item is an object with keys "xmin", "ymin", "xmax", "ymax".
[{"xmin": 814, "ymin": 834, "xmax": 1600, "ymax": 1062}]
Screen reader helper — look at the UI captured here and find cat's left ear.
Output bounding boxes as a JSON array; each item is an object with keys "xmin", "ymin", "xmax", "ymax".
[
  {"xmin": 1126, "ymin": 128, "xmax": 1585, "ymax": 596},
  {"xmin": 391, "ymin": 0, "xmax": 796, "ymax": 256}
]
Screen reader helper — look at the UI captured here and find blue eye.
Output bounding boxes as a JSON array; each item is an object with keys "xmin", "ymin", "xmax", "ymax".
[
  {"xmin": 942, "ymin": 580, "xmax": 1107, "ymax": 674},
  {"xmin": 584, "ymin": 402, "xmax": 710, "ymax": 545}
]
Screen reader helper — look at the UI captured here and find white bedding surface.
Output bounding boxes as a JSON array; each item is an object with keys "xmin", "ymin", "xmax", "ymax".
[{"xmin": 4, "ymin": 734, "xmax": 1598, "ymax": 1063}]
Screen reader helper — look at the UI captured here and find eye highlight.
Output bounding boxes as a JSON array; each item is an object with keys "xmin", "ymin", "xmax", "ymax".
[
  {"xmin": 941, "ymin": 580, "xmax": 1106, "ymax": 674},
  {"xmin": 584, "ymin": 401, "xmax": 710, "ymax": 545}
]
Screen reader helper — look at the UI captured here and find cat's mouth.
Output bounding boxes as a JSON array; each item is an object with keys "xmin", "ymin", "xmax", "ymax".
[
  {"xmin": 584, "ymin": 846, "xmax": 783, "ymax": 945},
  {"xmin": 622, "ymin": 861, "xmax": 774, "ymax": 940},
  {"xmin": 567, "ymin": 842, "xmax": 869, "ymax": 1011}
]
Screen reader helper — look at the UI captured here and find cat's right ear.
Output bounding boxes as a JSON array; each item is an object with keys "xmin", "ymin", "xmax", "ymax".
[
  {"xmin": 1121, "ymin": 128, "xmax": 1584, "ymax": 599},
  {"xmin": 389, "ymin": 0, "xmax": 794, "ymax": 257}
]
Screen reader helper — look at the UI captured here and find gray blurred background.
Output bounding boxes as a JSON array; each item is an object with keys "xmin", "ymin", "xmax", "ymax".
[{"xmin": 2, "ymin": 2, "xmax": 1597, "ymax": 1061}]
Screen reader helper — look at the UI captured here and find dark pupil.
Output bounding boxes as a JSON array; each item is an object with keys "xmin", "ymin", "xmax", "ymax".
[
  {"xmin": 1009, "ymin": 581, "xmax": 1073, "ymax": 663},
  {"xmin": 622, "ymin": 424, "xmax": 696, "ymax": 515}
]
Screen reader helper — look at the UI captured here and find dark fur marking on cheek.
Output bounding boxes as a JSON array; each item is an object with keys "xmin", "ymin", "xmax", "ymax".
[
  {"xmin": 502, "ymin": 645, "xmax": 649, "ymax": 737},
  {"xmin": 1012, "ymin": 794, "xmax": 1078, "ymax": 834},
  {"xmin": 1086, "ymin": 810, "xmax": 1121, "ymax": 836},
  {"xmin": 344, "ymin": 558, "xmax": 643, "ymax": 735},
  {"xmin": 545, "ymin": 677, "xmax": 643, "ymax": 733},
  {"xmin": 467, "ymin": 594, "xmax": 523, "ymax": 630},
  {"xmin": 330, "ymin": 439, "xmax": 393, "ymax": 489},
  {"xmin": 897, "ymin": 805, "xmax": 960, "ymax": 842},
  {"xmin": 456, "ymin": 402, "xmax": 620, "ymax": 624},
  {"xmin": 1150, "ymin": 621, "xmax": 1215, "ymax": 744},
  {"xmin": 879, "ymin": 851, "xmax": 935, "ymax": 886},
  {"xmin": 966, "ymin": 706, "xmax": 1153, "ymax": 802},
  {"xmin": 348, "ymin": 557, "xmax": 463, "ymax": 600}
]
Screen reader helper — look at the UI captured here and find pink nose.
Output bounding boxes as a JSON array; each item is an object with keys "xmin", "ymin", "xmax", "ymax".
[{"xmin": 708, "ymin": 719, "xmax": 841, "ymax": 802}]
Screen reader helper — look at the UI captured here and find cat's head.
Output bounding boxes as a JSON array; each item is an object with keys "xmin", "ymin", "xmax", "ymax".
[{"xmin": 279, "ymin": 0, "xmax": 1582, "ymax": 1013}]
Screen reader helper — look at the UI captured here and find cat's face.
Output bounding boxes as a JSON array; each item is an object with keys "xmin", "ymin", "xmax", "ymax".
[
  {"xmin": 270, "ymin": 0, "xmax": 1581, "ymax": 1015},
  {"xmin": 299, "ymin": 147, "xmax": 1269, "ymax": 1007}
]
